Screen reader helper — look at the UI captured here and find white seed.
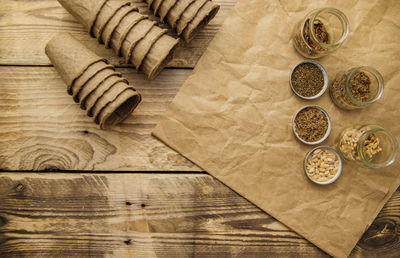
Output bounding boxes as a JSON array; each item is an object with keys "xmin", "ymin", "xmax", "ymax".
[{"xmin": 306, "ymin": 148, "xmax": 340, "ymax": 183}]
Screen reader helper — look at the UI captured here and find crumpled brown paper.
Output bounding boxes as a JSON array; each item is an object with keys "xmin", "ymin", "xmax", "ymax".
[{"xmin": 153, "ymin": 0, "xmax": 400, "ymax": 257}]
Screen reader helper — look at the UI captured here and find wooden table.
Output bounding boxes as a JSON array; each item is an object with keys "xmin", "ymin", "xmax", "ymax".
[{"xmin": 1, "ymin": 0, "xmax": 399, "ymax": 257}]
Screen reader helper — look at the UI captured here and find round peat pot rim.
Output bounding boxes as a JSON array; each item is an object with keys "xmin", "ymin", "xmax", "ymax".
[
  {"xmin": 292, "ymin": 105, "xmax": 331, "ymax": 145},
  {"xmin": 290, "ymin": 60, "xmax": 329, "ymax": 100},
  {"xmin": 304, "ymin": 146, "xmax": 343, "ymax": 185}
]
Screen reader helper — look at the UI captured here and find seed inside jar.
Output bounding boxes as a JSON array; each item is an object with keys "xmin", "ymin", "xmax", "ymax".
[
  {"xmin": 349, "ymin": 71, "xmax": 371, "ymax": 102},
  {"xmin": 294, "ymin": 18, "xmax": 330, "ymax": 57},
  {"xmin": 363, "ymin": 133, "xmax": 382, "ymax": 159},
  {"xmin": 295, "ymin": 107, "xmax": 329, "ymax": 143},
  {"xmin": 304, "ymin": 19, "xmax": 330, "ymax": 45},
  {"xmin": 339, "ymin": 126, "xmax": 382, "ymax": 161},
  {"xmin": 291, "ymin": 62, "xmax": 324, "ymax": 97},
  {"xmin": 306, "ymin": 148, "xmax": 340, "ymax": 183},
  {"xmin": 330, "ymin": 70, "xmax": 373, "ymax": 109}
]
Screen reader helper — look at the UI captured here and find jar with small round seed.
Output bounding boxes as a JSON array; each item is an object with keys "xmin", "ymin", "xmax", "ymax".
[
  {"xmin": 330, "ymin": 67, "xmax": 384, "ymax": 110},
  {"xmin": 293, "ymin": 8, "xmax": 349, "ymax": 59},
  {"xmin": 338, "ymin": 125, "xmax": 398, "ymax": 168}
]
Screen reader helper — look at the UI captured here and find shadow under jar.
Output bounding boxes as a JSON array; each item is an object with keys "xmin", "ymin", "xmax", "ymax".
[
  {"xmin": 338, "ymin": 125, "xmax": 398, "ymax": 168},
  {"xmin": 293, "ymin": 8, "xmax": 349, "ymax": 59},
  {"xmin": 330, "ymin": 67, "xmax": 384, "ymax": 110}
]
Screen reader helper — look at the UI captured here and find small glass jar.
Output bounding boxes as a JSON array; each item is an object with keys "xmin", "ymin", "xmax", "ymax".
[
  {"xmin": 338, "ymin": 125, "xmax": 398, "ymax": 168},
  {"xmin": 329, "ymin": 67, "xmax": 384, "ymax": 110},
  {"xmin": 293, "ymin": 8, "xmax": 349, "ymax": 59}
]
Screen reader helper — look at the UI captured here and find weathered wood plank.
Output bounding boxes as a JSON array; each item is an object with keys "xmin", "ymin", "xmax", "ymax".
[
  {"xmin": 0, "ymin": 173, "xmax": 399, "ymax": 257},
  {"xmin": 0, "ymin": 0, "xmax": 235, "ymax": 67},
  {"xmin": 0, "ymin": 66, "xmax": 198, "ymax": 171},
  {"xmin": 0, "ymin": 173, "xmax": 326, "ymax": 257}
]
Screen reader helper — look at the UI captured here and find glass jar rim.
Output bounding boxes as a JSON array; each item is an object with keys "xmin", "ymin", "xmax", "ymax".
[
  {"xmin": 357, "ymin": 125, "xmax": 399, "ymax": 168},
  {"xmin": 344, "ymin": 66, "xmax": 384, "ymax": 106},
  {"xmin": 309, "ymin": 8, "xmax": 350, "ymax": 48}
]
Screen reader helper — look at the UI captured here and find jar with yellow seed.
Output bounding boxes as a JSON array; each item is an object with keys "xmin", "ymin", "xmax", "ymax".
[{"xmin": 338, "ymin": 125, "xmax": 398, "ymax": 168}]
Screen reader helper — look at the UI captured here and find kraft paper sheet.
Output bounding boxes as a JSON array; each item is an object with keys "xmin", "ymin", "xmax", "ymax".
[{"xmin": 153, "ymin": 0, "xmax": 400, "ymax": 257}]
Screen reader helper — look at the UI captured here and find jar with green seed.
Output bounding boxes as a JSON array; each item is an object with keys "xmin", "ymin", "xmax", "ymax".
[
  {"xmin": 293, "ymin": 8, "xmax": 349, "ymax": 59},
  {"xmin": 329, "ymin": 67, "xmax": 384, "ymax": 110}
]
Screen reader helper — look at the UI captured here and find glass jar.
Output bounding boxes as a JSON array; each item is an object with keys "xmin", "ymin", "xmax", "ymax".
[
  {"xmin": 293, "ymin": 8, "xmax": 349, "ymax": 59},
  {"xmin": 329, "ymin": 67, "xmax": 384, "ymax": 110},
  {"xmin": 338, "ymin": 125, "xmax": 398, "ymax": 168}
]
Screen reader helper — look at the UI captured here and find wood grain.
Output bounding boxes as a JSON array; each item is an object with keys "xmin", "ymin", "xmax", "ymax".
[
  {"xmin": 0, "ymin": 173, "xmax": 399, "ymax": 257},
  {"xmin": 0, "ymin": 66, "xmax": 198, "ymax": 171},
  {"xmin": 1, "ymin": 0, "xmax": 400, "ymax": 256},
  {"xmin": 0, "ymin": 0, "xmax": 236, "ymax": 68}
]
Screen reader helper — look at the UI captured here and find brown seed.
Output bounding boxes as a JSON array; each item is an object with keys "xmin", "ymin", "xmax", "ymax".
[
  {"xmin": 349, "ymin": 71, "xmax": 371, "ymax": 102},
  {"xmin": 295, "ymin": 107, "xmax": 328, "ymax": 142},
  {"xmin": 296, "ymin": 19, "xmax": 330, "ymax": 57},
  {"xmin": 292, "ymin": 63, "xmax": 324, "ymax": 97}
]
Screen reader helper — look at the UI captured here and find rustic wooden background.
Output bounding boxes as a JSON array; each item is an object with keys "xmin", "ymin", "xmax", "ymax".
[{"xmin": 1, "ymin": 0, "xmax": 399, "ymax": 257}]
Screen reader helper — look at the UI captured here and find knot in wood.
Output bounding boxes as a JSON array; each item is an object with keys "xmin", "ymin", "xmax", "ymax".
[
  {"xmin": 15, "ymin": 183, "xmax": 25, "ymax": 192},
  {"xmin": 0, "ymin": 216, "xmax": 7, "ymax": 227},
  {"xmin": 359, "ymin": 220, "xmax": 398, "ymax": 249}
]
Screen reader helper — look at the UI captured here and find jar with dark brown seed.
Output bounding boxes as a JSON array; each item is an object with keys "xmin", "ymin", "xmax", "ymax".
[
  {"xmin": 293, "ymin": 8, "xmax": 349, "ymax": 59},
  {"xmin": 329, "ymin": 67, "xmax": 384, "ymax": 110}
]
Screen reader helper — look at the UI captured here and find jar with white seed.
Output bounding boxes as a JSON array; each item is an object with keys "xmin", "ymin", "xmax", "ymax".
[
  {"xmin": 338, "ymin": 125, "xmax": 398, "ymax": 168},
  {"xmin": 304, "ymin": 146, "xmax": 342, "ymax": 185}
]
